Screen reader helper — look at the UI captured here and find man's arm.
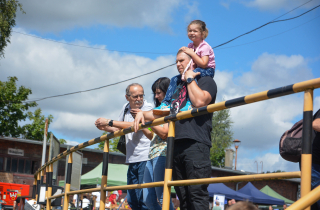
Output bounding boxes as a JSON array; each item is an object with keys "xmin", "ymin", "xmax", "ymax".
[
  {"xmin": 185, "ymin": 70, "xmax": 212, "ymax": 107},
  {"xmin": 150, "ymin": 123, "xmax": 169, "ymax": 140},
  {"xmin": 133, "ymin": 110, "xmax": 159, "ymax": 132},
  {"xmin": 313, "ymin": 118, "xmax": 320, "ymax": 132}
]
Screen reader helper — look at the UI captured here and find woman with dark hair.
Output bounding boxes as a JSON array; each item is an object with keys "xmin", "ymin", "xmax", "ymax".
[
  {"xmin": 151, "ymin": 77, "xmax": 170, "ymax": 107},
  {"xmin": 134, "ymin": 77, "xmax": 174, "ymax": 210}
]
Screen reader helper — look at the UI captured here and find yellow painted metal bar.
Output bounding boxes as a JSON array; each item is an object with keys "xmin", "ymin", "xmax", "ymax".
[
  {"xmin": 61, "ymin": 171, "xmax": 301, "ymax": 197},
  {"xmin": 167, "ymin": 171, "xmax": 301, "ymax": 187},
  {"xmin": 287, "ymin": 185, "xmax": 320, "ymax": 210},
  {"xmin": 99, "ymin": 140, "xmax": 109, "ymax": 210},
  {"xmin": 63, "ymin": 154, "xmax": 73, "ymax": 210},
  {"xmin": 46, "ymin": 164, "xmax": 53, "ymax": 210},
  {"xmin": 162, "ymin": 121, "xmax": 175, "ymax": 210},
  {"xmin": 36, "ymin": 173, "xmax": 40, "ymax": 201},
  {"xmin": 292, "ymin": 78, "xmax": 320, "ymax": 93},
  {"xmin": 33, "ymin": 178, "xmax": 37, "ymax": 199},
  {"xmin": 300, "ymin": 89, "xmax": 313, "ymax": 210},
  {"xmin": 45, "ymin": 165, "xmax": 49, "ymax": 208}
]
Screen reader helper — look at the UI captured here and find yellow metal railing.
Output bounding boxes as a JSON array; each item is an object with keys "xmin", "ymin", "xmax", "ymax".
[{"xmin": 33, "ymin": 77, "xmax": 320, "ymax": 210}]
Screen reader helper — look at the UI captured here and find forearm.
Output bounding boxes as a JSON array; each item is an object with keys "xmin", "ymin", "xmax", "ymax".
[
  {"xmin": 104, "ymin": 126, "xmax": 119, "ymax": 132},
  {"xmin": 187, "ymin": 82, "xmax": 211, "ymax": 107},
  {"xmin": 112, "ymin": 121, "xmax": 134, "ymax": 129},
  {"xmin": 142, "ymin": 129, "xmax": 154, "ymax": 140},
  {"xmin": 150, "ymin": 124, "xmax": 168, "ymax": 140},
  {"xmin": 143, "ymin": 110, "xmax": 157, "ymax": 121},
  {"xmin": 313, "ymin": 119, "xmax": 320, "ymax": 132},
  {"xmin": 189, "ymin": 53, "xmax": 208, "ymax": 68}
]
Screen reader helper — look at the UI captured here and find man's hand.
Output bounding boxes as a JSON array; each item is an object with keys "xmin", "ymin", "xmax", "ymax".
[
  {"xmin": 130, "ymin": 108, "xmax": 142, "ymax": 119},
  {"xmin": 134, "ymin": 111, "xmax": 145, "ymax": 132},
  {"xmin": 95, "ymin": 118, "xmax": 109, "ymax": 128},
  {"xmin": 185, "ymin": 70, "xmax": 200, "ymax": 79}
]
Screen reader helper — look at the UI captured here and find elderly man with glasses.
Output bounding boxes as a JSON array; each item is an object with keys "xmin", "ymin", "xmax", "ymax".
[{"xmin": 95, "ymin": 83, "xmax": 153, "ymax": 210}]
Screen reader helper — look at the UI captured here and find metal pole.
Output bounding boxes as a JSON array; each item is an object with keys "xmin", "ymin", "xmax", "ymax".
[
  {"xmin": 162, "ymin": 121, "xmax": 175, "ymax": 210},
  {"xmin": 99, "ymin": 139, "xmax": 109, "ymax": 210},
  {"xmin": 46, "ymin": 164, "xmax": 53, "ymax": 210},
  {"xmin": 32, "ymin": 177, "xmax": 37, "ymax": 199},
  {"xmin": 300, "ymin": 89, "xmax": 313, "ymax": 210},
  {"xmin": 36, "ymin": 173, "xmax": 40, "ymax": 202},
  {"xmin": 41, "ymin": 118, "xmax": 49, "ymax": 166},
  {"xmin": 260, "ymin": 161, "xmax": 263, "ymax": 173},
  {"xmin": 254, "ymin": 161, "xmax": 258, "ymax": 173},
  {"xmin": 63, "ymin": 153, "xmax": 73, "ymax": 210},
  {"xmin": 235, "ymin": 146, "xmax": 238, "ymax": 170}
]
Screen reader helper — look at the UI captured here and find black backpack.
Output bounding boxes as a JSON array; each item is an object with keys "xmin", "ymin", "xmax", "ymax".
[{"xmin": 279, "ymin": 109, "xmax": 319, "ymax": 162}]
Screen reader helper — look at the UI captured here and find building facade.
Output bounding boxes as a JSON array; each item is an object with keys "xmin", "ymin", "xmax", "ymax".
[
  {"xmin": 0, "ymin": 136, "xmax": 300, "ymax": 201},
  {"xmin": 0, "ymin": 136, "xmax": 126, "ymax": 196}
]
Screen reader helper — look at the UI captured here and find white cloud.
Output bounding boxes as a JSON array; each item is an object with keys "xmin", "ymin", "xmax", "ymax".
[
  {"xmin": 214, "ymin": 52, "xmax": 316, "ymax": 172},
  {"xmin": 1, "ymin": 29, "xmax": 318, "ymax": 173},
  {"xmin": 15, "ymin": 0, "xmax": 198, "ymax": 33},
  {"xmin": 65, "ymin": 139, "xmax": 80, "ymax": 146},
  {"xmin": 236, "ymin": 152, "xmax": 299, "ymax": 173},
  {"xmin": 1, "ymin": 29, "xmax": 176, "ymax": 140}
]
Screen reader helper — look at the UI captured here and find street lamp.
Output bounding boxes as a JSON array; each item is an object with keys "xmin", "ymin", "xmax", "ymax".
[
  {"xmin": 233, "ymin": 139, "xmax": 241, "ymax": 170},
  {"xmin": 254, "ymin": 161, "xmax": 258, "ymax": 173}
]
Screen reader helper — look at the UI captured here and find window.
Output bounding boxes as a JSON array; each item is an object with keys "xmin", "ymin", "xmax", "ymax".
[
  {"xmin": 0, "ymin": 157, "xmax": 3, "ymax": 171},
  {"xmin": 11, "ymin": 158, "xmax": 18, "ymax": 172},
  {"xmin": 25, "ymin": 160, "xmax": 31, "ymax": 174},
  {"xmin": 18, "ymin": 159, "xmax": 24, "ymax": 173},
  {"xmin": 6, "ymin": 157, "xmax": 11, "ymax": 172},
  {"xmin": 0, "ymin": 156, "xmax": 36, "ymax": 174}
]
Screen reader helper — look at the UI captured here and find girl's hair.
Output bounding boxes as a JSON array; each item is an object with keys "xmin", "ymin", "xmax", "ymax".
[
  {"xmin": 151, "ymin": 77, "xmax": 170, "ymax": 107},
  {"xmin": 188, "ymin": 20, "xmax": 209, "ymax": 39}
]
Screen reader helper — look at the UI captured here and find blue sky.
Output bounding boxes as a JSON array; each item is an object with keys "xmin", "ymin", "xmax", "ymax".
[{"xmin": 1, "ymin": 0, "xmax": 320, "ymax": 173}]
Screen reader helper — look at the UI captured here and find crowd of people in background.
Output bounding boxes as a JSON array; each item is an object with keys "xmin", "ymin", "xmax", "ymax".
[{"xmin": 71, "ymin": 191, "xmax": 130, "ymax": 210}]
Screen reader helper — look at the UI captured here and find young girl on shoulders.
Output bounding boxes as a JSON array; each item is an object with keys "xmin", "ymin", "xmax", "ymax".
[{"xmin": 153, "ymin": 20, "xmax": 215, "ymax": 115}]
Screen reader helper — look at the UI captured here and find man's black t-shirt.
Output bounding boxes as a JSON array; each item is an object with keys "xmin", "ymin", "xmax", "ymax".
[
  {"xmin": 171, "ymin": 76, "xmax": 217, "ymax": 147},
  {"xmin": 313, "ymin": 109, "xmax": 320, "ymax": 165}
]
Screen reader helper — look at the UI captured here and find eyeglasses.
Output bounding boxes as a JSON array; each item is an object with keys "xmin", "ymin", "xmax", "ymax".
[{"xmin": 128, "ymin": 94, "xmax": 145, "ymax": 99}]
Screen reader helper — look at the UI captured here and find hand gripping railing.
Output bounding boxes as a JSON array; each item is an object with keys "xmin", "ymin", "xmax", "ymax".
[{"xmin": 34, "ymin": 77, "xmax": 320, "ymax": 210}]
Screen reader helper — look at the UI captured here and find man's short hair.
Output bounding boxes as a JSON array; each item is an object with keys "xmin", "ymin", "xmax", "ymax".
[
  {"xmin": 176, "ymin": 49, "xmax": 192, "ymax": 60},
  {"xmin": 228, "ymin": 201, "xmax": 258, "ymax": 210},
  {"xmin": 216, "ymin": 200, "xmax": 220, "ymax": 205},
  {"xmin": 126, "ymin": 83, "xmax": 143, "ymax": 96}
]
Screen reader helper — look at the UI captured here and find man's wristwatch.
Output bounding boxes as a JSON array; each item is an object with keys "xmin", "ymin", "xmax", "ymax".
[
  {"xmin": 108, "ymin": 120, "xmax": 113, "ymax": 127},
  {"xmin": 186, "ymin": 77, "xmax": 195, "ymax": 84}
]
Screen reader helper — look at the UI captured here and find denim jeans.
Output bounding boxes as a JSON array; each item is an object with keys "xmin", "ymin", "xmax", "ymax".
[
  {"xmin": 172, "ymin": 139, "xmax": 211, "ymax": 210},
  {"xmin": 162, "ymin": 67, "xmax": 215, "ymax": 105},
  {"xmin": 311, "ymin": 163, "xmax": 320, "ymax": 209},
  {"xmin": 127, "ymin": 161, "xmax": 148, "ymax": 210},
  {"xmin": 143, "ymin": 156, "xmax": 174, "ymax": 210}
]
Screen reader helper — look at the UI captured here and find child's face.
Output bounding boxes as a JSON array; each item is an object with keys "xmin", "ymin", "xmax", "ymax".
[{"xmin": 188, "ymin": 24, "xmax": 203, "ymax": 43}]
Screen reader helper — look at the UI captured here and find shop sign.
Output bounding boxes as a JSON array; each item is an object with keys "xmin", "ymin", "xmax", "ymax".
[{"xmin": 8, "ymin": 148, "xmax": 24, "ymax": 156}]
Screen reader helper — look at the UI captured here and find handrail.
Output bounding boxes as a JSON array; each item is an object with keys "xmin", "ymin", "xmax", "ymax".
[
  {"xmin": 35, "ymin": 77, "xmax": 320, "ymax": 210},
  {"xmin": 34, "ymin": 77, "xmax": 320, "ymax": 176},
  {"xmin": 48, "ymin": 171, "xmax": 301, "ymax": 200}
]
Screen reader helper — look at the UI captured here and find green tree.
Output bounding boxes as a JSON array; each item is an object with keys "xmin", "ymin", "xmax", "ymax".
[
  {"xmin": 59, "ymin": 138, "xmax": 67, "ymax": 144},
  {"xmin": 0, "ymin": 0, "xmax": 24, "ymax": 58},
  {"xmin": 23, "ymin": 108, "xmax": 53, "ymax": 141},
  {"xmin": 0, "ymin": 76, "xmax": 37, "ymax": 137},
  {"xmin": 210, "ymin": 109, "xmax": 233, "ymax": 167},
  {"xmin": 96, "ymin": 131, "xmax": 120, "ymax": 152}
]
